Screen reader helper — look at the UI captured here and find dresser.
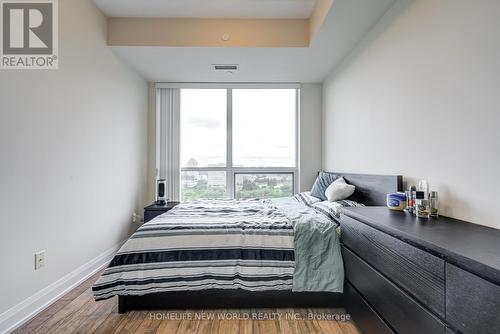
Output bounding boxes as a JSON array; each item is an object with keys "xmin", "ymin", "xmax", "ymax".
[{"xmin": 340, "ymin": 207, "xmax": 500, "ymax": 334}]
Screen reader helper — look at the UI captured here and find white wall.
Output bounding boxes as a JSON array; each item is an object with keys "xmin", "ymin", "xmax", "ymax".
[
  {"xmin": 300, "ymin": 84, "xmax": 323, "ymax": 191},
  {"xmin": 0, "ymin": 0, "xmax": 147, "ymax": 319},
  {"xmin": 323, "ymin": 0, "xmax": 500, "ymax": 229}
]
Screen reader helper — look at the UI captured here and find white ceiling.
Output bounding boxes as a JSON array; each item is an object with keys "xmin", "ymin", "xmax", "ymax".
[
  {"xmin": 100, "ymin": 0, "xmax": 396, "ymax": 83},
  {"xmin": 95, "ymin": 0, "xmax": 317, "ymax": 19}
]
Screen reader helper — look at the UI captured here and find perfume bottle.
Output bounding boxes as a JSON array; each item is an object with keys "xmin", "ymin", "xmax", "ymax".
[
  {"xmin": 418, "ymin": 179, "xmax": 429, "ymax": 198},
  {"xmin": 415, "ymin": 191, "xmax": 430, "ymax": 219},
  {"xmin": 430, "ymin": 191, "xmax": 439, "ymax": 217},
  {"xmin": 405, "ymin": 186, "xmax": 416, "ymax": 214}
]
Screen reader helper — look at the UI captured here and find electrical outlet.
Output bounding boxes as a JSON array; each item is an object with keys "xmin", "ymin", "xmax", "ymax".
[
  {"xmin": 35, "ymin": 250, "xmax": 45, "ymax": 270},
  {"xmin": 132, "ymin": 212, "xmax": 137, "ymax": 223}
]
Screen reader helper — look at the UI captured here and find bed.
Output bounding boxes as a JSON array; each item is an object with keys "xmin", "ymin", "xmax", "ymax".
[{"xmin": 93, "ymin": 172, "xmax": 402, "ymax": 312}]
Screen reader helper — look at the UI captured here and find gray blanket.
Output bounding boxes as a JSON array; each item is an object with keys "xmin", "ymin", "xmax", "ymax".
[{"xmin": 272, "ymin": 197, "xmax": 344, "ymax": 293}]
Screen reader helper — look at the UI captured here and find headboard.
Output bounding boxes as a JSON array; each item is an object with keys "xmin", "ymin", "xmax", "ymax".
[{"xmin": 322, "ymin": 171, "xmax": 403, "ymax": 206}]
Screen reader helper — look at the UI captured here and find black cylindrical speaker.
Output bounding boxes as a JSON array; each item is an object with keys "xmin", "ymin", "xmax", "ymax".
[{"xmin": 156, "ymin": 179, "xmax": 167, "ymax": 205}]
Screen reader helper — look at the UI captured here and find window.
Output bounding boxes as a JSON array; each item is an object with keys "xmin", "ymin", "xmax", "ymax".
[
  {"xmin": 180, "ymin": 89, "xmax": 226, "ymax": 168},
  {"xmin": 232, "ymin": 89, "xmax": 296, "ymax": 167},
  {"xmin": 181, "ymin": 171, "xmax": 227, "ymax": 201},
  {"xmin": 235, "ymin": 173, "xmax": 294, "ymax": 199},
  {"xmin": 162, "ymin": 85, "xmax": 298, "ymax": 201}
]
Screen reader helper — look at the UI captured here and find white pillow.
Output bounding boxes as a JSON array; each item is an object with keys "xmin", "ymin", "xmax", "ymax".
[{"xmin": 324, "ymin": 177, "xmax": 355, "ymax": 202}]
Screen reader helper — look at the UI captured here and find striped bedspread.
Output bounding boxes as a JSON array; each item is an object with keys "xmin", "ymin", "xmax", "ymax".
[{"xmin": 93, "ymin": 199, "xmax": 296, "ymax": 300}]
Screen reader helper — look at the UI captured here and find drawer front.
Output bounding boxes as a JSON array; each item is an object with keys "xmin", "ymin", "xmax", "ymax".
[
  {"xmin": 446, "ymin": 263, "xmax": 500, "ymax": 334},
  {"xmin": 345, "ymin": 282, "xmax": 394, "ymax": 334},
  {"xmin": 343, "ymin": 246, "xmax": 446, "ymax": 334},
  {"xmin": 341, "ymin": 215, "xmax": 445, "ymax": 317},
  {"xmin": 144, "ymin": 210, "xmax": 165, "ymax": 223}
]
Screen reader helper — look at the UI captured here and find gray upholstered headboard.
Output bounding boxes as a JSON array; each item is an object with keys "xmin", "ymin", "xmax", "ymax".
[{"xmin": 321, "ymin": 171, "xmax": 403, "ymax": 206}]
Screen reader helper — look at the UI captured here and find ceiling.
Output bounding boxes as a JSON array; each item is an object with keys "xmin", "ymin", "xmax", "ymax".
[
  {"xmin": 95, "ymin": 0, "xmax": 317, "ymax": 19},
  {"xmin": 95, "ymin": 0, "xmax": 396, "ymax": 83}
]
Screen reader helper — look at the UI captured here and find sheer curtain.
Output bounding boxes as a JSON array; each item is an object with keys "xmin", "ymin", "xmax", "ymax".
[{"xmin": 156, "ymin": 88, "xmax": 180, "ymax": 201}]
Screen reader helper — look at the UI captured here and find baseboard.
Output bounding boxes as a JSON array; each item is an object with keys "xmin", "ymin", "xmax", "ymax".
[{"xmin": 0, "ymin": 241, "xmax": 124, "ymax": 334}]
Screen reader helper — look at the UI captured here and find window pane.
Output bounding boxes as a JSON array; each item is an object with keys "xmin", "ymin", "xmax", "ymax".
[
  {"xmin": 233, "ymin": 89, "xmax": 296, "ymax": 167},
  {"xmin": 180, "ymin": 89, "xmax": 226, "ymax": 167},
  {"xmin": 235, "ymin": 173, "xmax": 293, "ymax": 199},
  {"xmin": 181, "ymin": 171, "xmax": 227, "ymax": 201}
]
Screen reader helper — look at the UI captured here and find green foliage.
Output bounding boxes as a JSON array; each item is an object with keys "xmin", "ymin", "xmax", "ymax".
[
  {"xmin": 182, "ymin": 186, "xmax": 226, "ymax": 202},
  {"xmin": 235, "ymin": 185, "xmax": 291, "ymax": 199},
  {"xmin": 241, "ymin": 178, "xmax": 258, "ymax": 191}
]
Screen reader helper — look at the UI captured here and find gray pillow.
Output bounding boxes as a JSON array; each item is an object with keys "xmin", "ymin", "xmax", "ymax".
[{"xmin": 310, "ymin": 171, "xmax": 339, "ymax": 200}]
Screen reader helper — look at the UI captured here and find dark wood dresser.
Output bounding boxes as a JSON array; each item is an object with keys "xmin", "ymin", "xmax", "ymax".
[{"xmin": 340, "ymin": 207, "xmax": 500, "ymax": 334}]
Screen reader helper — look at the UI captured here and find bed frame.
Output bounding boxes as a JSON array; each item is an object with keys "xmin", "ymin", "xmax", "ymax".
[
  {"xmin": 326, "ymin": 171, "xmax": 403, "ymax": 206},
  {"xmin": 118, "ymin": 172, "xmax": 403, "ymax": 313},
  {"xmin": 118, "ymin": 291, "xmax": 344, "ymax": 313}
]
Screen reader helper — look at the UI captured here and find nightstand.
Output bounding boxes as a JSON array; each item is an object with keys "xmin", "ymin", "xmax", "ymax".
[{"xmin": 143, "ymin": 202, "xmax": 180, "ymax": 223}]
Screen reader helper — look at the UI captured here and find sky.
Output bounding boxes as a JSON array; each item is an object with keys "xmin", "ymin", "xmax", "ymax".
[{"xmin": 180, "ymin": 89, "xmax": 296, "ymax": 168}]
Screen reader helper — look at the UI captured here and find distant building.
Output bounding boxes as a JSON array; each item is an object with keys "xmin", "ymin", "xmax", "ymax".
[
  {"xmin": 187, "ymin": 158, "xmax": 198, "ymax": 167},
  {"xmin": 183, "ymin": 158, "xmax": 200, "ymax": 188},
  {"xmin": 207, "ymin": 172, "xmax": 225, "ymax": 187}
]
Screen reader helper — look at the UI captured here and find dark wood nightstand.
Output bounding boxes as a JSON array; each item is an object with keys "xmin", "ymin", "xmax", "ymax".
[{"xmin": 143, "ymin": 202, "xmax": 180, "ymax": 223}]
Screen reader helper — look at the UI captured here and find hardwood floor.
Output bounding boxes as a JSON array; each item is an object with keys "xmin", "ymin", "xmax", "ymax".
[{"xmin": 13, "ymin": 270, "xmax": 361, "ymax": 334}]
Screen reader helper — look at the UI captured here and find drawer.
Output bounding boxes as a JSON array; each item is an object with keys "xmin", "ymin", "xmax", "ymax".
[
  {"xmin": 345, "ymin": 282, "xmax": 394, "ymax": 334},
  {"xmin": 144, "ymin": 210, "xmax": 165, "ymax": 223},
  {"xmin": 446, "ymin": 263, "xmax": 500, "ymax": 334},
  {"xmin": 341, "ymin": 215, "xmax": 445, "ymax": 317},
  {"xmin": 343, "ymin": 246, "xmax": 446, "ymax": 334}
]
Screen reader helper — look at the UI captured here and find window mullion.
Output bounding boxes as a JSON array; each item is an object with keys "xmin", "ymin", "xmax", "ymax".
[
  {"xmin": 295, "ymin": 87, "xmax": 300, "ymax": 193},
  {"xmin": 226, "ymin": 88, "xmax": 234, "ymax": 198}
]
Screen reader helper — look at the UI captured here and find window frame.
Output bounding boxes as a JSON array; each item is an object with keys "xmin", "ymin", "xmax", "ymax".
[{"xmin": 157, "ymin": 83, "xmax": 300, "ymax": 200}]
